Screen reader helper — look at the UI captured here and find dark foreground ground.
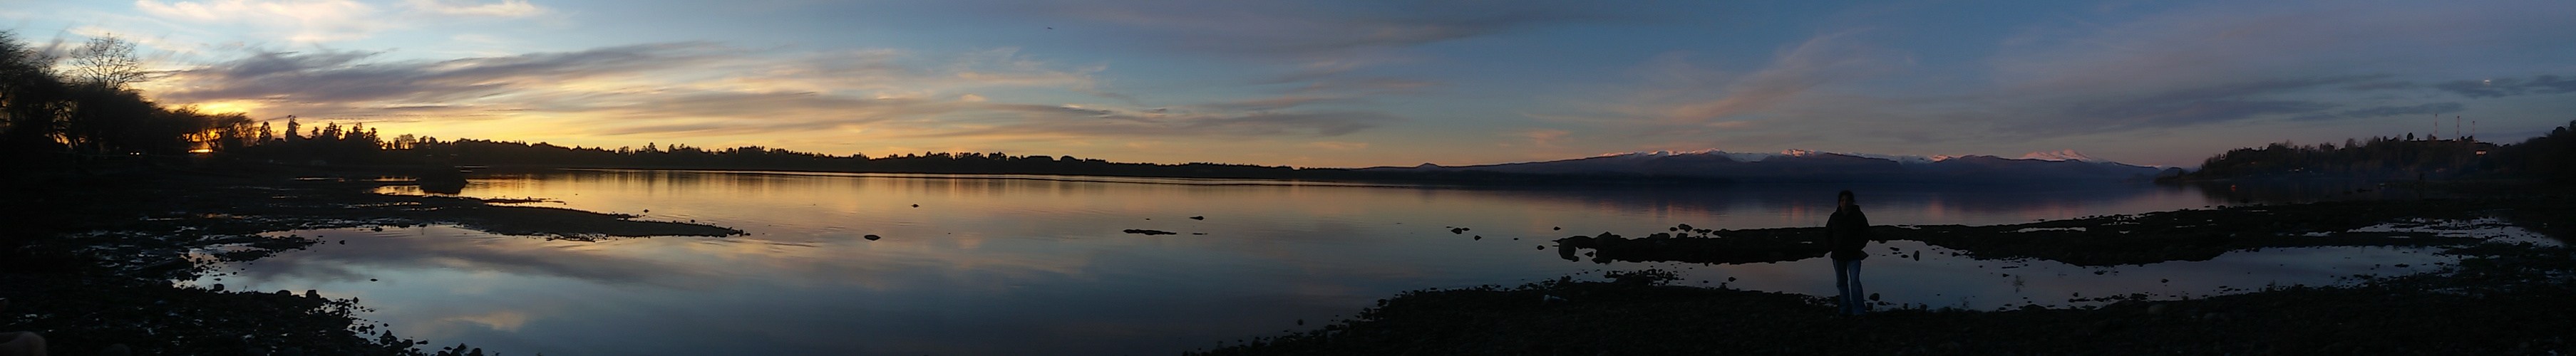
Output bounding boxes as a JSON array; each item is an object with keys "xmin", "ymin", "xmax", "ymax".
[
  {"xmin": 1197, "ymin": 183, "xmax": 2576, "ymax": 355},
  {"xmin": 1, "ymin": 161, "xmax": 739, "ymax": 355},
  {"xmin": 1190, "ymin": 245, "xmax": 2572, "ymax": 355}
]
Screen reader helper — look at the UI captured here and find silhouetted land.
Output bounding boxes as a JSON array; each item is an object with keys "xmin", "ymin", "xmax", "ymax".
[
  {"xmin": 1555, "ymin": 194, "xmax": 2570, "ymax": 266},
  {"xmin": 0, "ymin": 159, "xmax": 743, "ymax": 355},
  {"xmin": 1190, "ymin": 241, "xmax": 2575, "ymax": 355},
  {"xmin": 2165, "ymin": 120, "xmax": 2575, "ymax": 184}
]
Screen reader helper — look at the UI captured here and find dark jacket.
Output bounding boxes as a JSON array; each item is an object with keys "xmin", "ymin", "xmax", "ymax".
[{"xmin": 1826, "ymin": 205, "xmax": 1870, "ymax": 261}]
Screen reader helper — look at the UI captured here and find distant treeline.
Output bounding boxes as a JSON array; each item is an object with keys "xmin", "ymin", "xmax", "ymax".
[
  {"xmin": 2172, "ymin": 120, "xmax": 2576, "ymax": 183},
  {"xmin": 233, "ymin": 135, "xmax": 1732, "ymax": 184}
]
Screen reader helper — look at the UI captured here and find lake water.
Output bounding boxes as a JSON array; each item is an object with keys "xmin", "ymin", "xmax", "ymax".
[{"xmin": 183, "ymin": 169, "xmax": 2522, "ymax": 355}]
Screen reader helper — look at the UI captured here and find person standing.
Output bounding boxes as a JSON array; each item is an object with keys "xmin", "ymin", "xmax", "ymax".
[{"xmin": 1826, "ymin": 190, "xmax": 1872, "ymax": 315}]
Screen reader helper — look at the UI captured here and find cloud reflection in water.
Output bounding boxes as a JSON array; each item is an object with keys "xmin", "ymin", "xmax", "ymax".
[{"xmin": 190, "ymin": 170, "xmax": 2502, "ymax": 355}]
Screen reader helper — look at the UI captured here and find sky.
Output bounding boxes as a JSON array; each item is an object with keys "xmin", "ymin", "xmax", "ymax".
[{"xmin": 3, "ymin": 0, "xmax": 2571, "ymax": 168}]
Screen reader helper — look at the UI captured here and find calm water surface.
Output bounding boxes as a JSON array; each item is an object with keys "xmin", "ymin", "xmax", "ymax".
[{"xmin": 185, "ymin": 169, "xmax": 2493, "ymax": 355}]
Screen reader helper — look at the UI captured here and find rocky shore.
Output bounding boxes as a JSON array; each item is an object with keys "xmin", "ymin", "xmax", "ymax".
[
  {"xmin": 1, "ymin": 162, "xmax": 741, "ymax": 355},
  {"xmin": 1200, "ymin": 184, "xmax": 2575, "ymax": 355},
  {"xmin": 1556, "ymin": 194, "xmax": 2570, "ymax": 266},
  {"xmin": 1192, "ymin": 243, "xmax": 2572, "ymax": 355}
]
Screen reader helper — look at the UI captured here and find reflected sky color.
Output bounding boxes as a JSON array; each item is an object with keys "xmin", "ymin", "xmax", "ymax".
[
  {"xmin": 187, "ymin": 171, "xmax": 2540, "ymax": 355},
  {"xmin": 9, "ymin": 1, "xmax": 2575, "ymax": 167}
]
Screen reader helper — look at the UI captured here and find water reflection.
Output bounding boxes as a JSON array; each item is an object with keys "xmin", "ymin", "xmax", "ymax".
[{"xmin": 186, "ymin": 169, "xmax": 2509, "ymax": 355}]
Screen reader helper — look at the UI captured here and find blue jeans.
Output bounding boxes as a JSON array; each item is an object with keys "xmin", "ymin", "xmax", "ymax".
[{"xmin": 1833, "ymin": 258, "xmax": 1866, "ymax": 315}]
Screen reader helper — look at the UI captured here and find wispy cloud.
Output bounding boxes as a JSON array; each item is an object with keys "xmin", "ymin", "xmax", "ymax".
[
  {"xmin": 1018, "ymin": 0, "xmax": 1641, "ymax": 58},
  {"xmin": 1305, "ymin": 141, "xmax": 1369, "ymax": 150},
  {"xmin": 133, "ymin": 0, "xmax": 550, "ymax": 43},
  {"xmin": 1513, "ymin": 129, "xmax": 1568, "ymax": 148},
  {"xmin": 942, "ymin": 105, "xmax": 1387, "ymax": 138},
  {"xmin": 143, "ymin": 40, "xmax": 1397, "ymax": 148},
  {"xmin": 1542, "ymin": 30, "xmax": 1897, "ymax": 144},
  {"xmin": 406, "ymin": 0, "xmax": 542, "ymax": 17},
  {"xmin": 2433, "ymin": 75, "xmax": 2576, "ymax": 98},
  {"xmin": 2289, "ymin": 102, "xmax": 2466, "ymax": 122}
]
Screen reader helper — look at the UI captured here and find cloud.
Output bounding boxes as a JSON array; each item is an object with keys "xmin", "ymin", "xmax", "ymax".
[
  {"xmin": 153, "ymin": 42, "xmax": 732, "ymax": 105},
  {"xmin": 406, "ymin": 0, "xmax": 543, "ymax": 17},
  {"xmin": 2434, "ymin": 75, "xmax": 2576, "ymax": 98},
  {"xmin": 143, "ymin": 41, "xmax": 1394, "ymax": 145},
  {"xmin": 1649, "ymin": 32, "xmax": 1889, "ymax": 126},
  {"xmin": 1305, "ymin": 141, "xmax": 1368, "ymax": 150},
  {"xmin": 1513, "ymin": 129, "xmax": 1568, "ymax": 147},
  {"xmin": 1524, "ymin": 1, "xmax": 2576, "ymax": 165},
  {"xmin": 1548, "ymin": 31, "xmax": 1896, "ymax": 141},
  {"xmin": 1947, "ymin": 1, "xmax": 2576, "ymax": 137},
  {"xmin": 940, "ymin": 104, "xmax": 1389, "ymax": 138},
  {"xmin": 1989, "ymin": 76, "xmax": 2368, "ymax": 135},
  {"xmin": 2289, "ymin": 102, "xmax": 2466, "ymax": 121},
  {"xmin": 1021, "ymin": 0, "xmax": 1642, "ymax": 58},
  {"xmin": 133, "ymin": 0, "xmax": 552, "ymax": 42},
  {"xmin": 137, "ymin": 0, "xmax": 386, "ymax": 42}
]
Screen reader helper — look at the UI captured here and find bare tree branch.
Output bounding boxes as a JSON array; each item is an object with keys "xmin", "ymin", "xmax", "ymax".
[{"xmin": 66, "ymin": 34, "xmax": 145, "ymax": 89}]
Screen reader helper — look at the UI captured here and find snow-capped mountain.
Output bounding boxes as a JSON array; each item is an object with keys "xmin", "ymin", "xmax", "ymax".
[{"xmin": 1364, "ymin": 150, "xmax": 2179, "ymax": 183}]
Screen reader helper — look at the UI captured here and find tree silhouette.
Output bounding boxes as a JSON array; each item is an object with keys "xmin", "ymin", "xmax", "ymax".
[{"xmin": 65, "ymin": 35, "xmax": 146, "ymax": 90}]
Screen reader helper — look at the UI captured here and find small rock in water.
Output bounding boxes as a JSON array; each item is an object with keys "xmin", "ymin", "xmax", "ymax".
[
  {"xmin": 911, "ymin": 204, "xmax": 919, "ymax": 207},
  {"xmin": 1190, "ymin": 216, "xmax": 1205, "ymax": 220},
  {"xmin": 369, "ymin": 278, "xmax": 378, "ymax": 282},
  {"xmin": 1552, "ymin": 226, "xmax": 1561, "ymax": 230},
  {"xmin": 864, "ymin": 234, "xmax": 882, "ymax": 241},
  {"xmin": 1473, "ymin": 236, "xmax": 1482, "ymax": 240},
  {"xmin": 1123, "ymin": 229, "xmax": 1178, "ymax": 236},
  {"xmin": 210, "ymin": 283, "xmax": 225, "ymax": 291},
  {"xmin": 1535, "ymin": 246, "xmax": 1545, "ymax": 250}
]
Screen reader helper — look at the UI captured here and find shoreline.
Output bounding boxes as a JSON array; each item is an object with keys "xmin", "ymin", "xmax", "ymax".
[
  {"xmin": 1199, "ymin": 187, "xmax": 2576, "ymax": 355},
  {"xmin": 1, "ymin": 162, "xmax": 745, "ymax": 355},
  {"xmin": 6, "ymin": 163, "xmax": 2570, "ymax": 355},
  {"xmin": 1556, "ymin": 194, "xmax": 2570, "ymax": 266}
]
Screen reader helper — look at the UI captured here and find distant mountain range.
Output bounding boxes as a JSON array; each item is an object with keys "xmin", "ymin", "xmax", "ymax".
[{"xmin": 1358, "ymin": 150, "xmax": 2184, "ymax": 183}]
